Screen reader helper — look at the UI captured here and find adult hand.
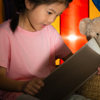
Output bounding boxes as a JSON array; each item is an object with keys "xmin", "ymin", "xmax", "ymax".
[{"xmin": 22, "ymin": 79, "xmax": 44, "ymax": 96}]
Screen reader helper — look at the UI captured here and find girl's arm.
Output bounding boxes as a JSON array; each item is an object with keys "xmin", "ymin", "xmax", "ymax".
[
  {"xmin": 62, "ymin": 52, "xmax": 73, "ymax": 61},
  {"xmin": 0, "ymin": 66, "xmax": 25, "ymax": 92},
  {"xmin": 62, "ymin": 53, "xmax": 100, "ymax": 75},
  {"xmin": 0, "ymin": 66, "xmax": 44, "ymax": 96}
]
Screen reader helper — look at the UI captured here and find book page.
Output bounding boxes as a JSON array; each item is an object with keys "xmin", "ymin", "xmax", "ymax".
[{"xmin": 86, "ymin": 38, "xmax": 100, "ymax": 55}]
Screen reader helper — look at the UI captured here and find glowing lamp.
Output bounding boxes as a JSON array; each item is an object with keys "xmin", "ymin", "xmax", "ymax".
[{"xmin": 67, "ymin": 35, "xmax": 78, "ymax": 41}]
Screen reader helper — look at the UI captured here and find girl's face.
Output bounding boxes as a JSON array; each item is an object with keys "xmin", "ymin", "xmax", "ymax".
[{"xmin": 19, "ymin": 2, "xmax": 66, "ymax": 32}]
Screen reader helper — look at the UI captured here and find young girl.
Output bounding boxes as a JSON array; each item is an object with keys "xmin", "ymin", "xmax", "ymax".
[{"xmin": 0, "ymin": 0, "xmax": 92, "ymax": 100}]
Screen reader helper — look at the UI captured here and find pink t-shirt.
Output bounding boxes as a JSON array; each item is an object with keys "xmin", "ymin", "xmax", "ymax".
[{"xmin": 0, "ymin": 20, "xmax": 71, "ymax": 100}]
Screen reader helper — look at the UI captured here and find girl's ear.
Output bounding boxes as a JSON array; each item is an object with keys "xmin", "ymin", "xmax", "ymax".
[{"xmin": 25, "ymin": 0, "xmax": 33, "ymax": 10}]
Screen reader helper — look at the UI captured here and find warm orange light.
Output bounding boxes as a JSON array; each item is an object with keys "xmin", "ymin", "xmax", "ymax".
[{"xmin": 66, "ymin": 35, "xmax": 78, "ymax": 41}]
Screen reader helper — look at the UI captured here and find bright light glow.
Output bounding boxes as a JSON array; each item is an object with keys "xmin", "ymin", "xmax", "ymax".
[{"xmin": 67, "ymin": 35, "xmax": 78, "ymax": 41}]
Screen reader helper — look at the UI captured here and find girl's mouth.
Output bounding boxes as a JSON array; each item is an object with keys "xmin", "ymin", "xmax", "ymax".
[{"xmin": 41, "ymin": 24, "xmax": 46, "ymax": 28}]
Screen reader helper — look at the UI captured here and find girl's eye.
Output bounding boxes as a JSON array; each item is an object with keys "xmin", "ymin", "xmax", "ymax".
[{"xmin": 47, "ymin": 12, "xmax": 52, "ymax": 14}]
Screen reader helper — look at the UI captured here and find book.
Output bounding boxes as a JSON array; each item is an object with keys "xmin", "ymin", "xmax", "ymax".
[{"xmin": 35, "ymin": 38, "xmax": 100, "ymax": 100}]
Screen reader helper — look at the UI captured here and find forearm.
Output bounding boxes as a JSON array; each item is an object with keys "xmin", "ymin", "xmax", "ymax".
[
  {"xmin": 62, "ymin": 52, "xmax": 73, "ymax": 61},
  {"xmin": 0, "ymin": 75, "xmax": 27, "ymax": 92},
  {"xmin": 0, "ymin": 66, "xmax": 44, "ymax": 95}
]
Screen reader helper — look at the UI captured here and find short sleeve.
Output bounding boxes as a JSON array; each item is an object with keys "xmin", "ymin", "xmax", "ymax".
[
  {"xmin": 0, "ymin": 29, "xmax": 11, "ymax": 68},
  {"xmin": 52, "ymin": 27, "xmax": 71, "ymax": 59}
]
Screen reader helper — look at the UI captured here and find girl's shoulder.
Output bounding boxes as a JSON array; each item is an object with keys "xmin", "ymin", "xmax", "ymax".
[
  {"xmin": 0, "ymin": 20, "xmax": 11, "ymax": 32},
  {"xmin": 0, "ymin": 20, "xmax": 13, "ymax": 37}
]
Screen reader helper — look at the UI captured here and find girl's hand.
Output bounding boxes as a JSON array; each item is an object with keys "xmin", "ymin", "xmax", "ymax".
[
  {"xmin": 22, "ymin": 79, "xmax": 44, "ymax": 96},
  {"xmin": 97, "ymin": 67, "xmax": 100, "ymax": 75}
]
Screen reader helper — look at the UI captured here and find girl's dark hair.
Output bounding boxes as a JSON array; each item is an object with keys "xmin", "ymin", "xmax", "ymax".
[{"xmin": 10, "ymin": 0, "xmax": 73, "ymax": 33}]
